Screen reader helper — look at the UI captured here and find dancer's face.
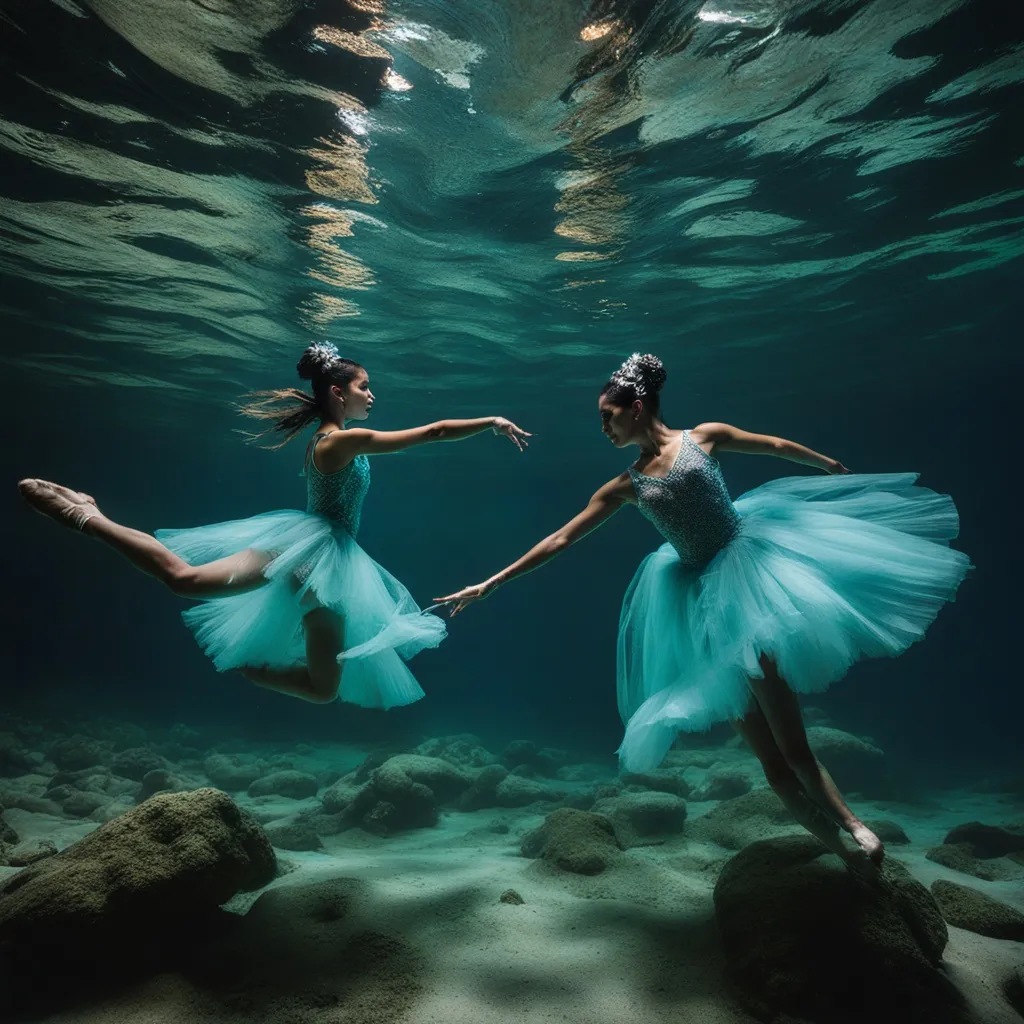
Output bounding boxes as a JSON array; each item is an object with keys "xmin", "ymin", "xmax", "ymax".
[
  {"xmin": 334, "ymin": 369, "xmax": 374, "ymax": 421},
  {"xmin": 598, "ymin": 394, "xmax": 637, "ymax": 447}
]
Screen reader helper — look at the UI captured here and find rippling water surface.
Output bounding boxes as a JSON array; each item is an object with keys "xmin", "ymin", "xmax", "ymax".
[{"xmin": 2, "ymin": 0, "xmax": 1020, "ymax": 402}]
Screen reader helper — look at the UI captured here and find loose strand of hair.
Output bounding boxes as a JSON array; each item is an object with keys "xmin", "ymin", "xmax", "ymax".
[{"xmin": 233, "ymin": 388, "xmax": 321, "ymax": 449}]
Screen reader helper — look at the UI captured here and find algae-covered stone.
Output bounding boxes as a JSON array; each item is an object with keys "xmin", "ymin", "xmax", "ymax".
[
  {"xmin": 688, "ymin": 787, "xmax": 799, "ymax": 850},
  {"xmin": 594, "ymin": 791, "xmax": 687, "ymax": 848},
  {"xmin": 248, "ymin": 770, "xmax": 319, "ymax": 801},
  {"xmin": 714, "ymin": 835, "xmax": 951, "ymax": 1023},
  {"xmin": 0, "ymin": 788, "xmax": 275, "ymax": 950},
  {"xmin": 931, "ymin": 879, "xmax": 1024, "ymax": 939},
  {"xmin": 925, "ymin": 842, "xmax": 1022, "ymax": 881},
  {"xmin": 521, "ymin": 808, "xmax": 622, "ymax": 875}
]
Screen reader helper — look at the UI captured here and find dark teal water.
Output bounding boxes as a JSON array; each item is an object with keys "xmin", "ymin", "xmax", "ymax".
[{"xmin": 1, "ymin": 0, "xmax": 1018, "ymax": 783}]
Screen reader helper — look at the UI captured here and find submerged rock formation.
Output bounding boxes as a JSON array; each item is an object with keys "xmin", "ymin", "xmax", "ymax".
[
  {"xmin": 714, "ymin": 836, "xmax": 956, "ymax": 1023},
  {"xmin": 931, "ymin": 879, "xmax": 1024, "ymax": 940},
  {"xmin": 521, "ymin": 808, "xmax": 622, "ymax": 875}
]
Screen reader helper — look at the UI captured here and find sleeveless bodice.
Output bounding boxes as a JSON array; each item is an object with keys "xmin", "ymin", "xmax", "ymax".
[
  {"xmin": 304, "ymin": 433, "xmax": 370, "ymax": 536},
  {"xmin": 629, "ymin": 431, "xmax": 741, "ymax": 569}
]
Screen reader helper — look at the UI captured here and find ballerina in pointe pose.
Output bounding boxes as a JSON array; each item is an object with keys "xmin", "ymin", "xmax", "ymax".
[
  {"xmin": 437, "ymin": 353, "xmax": 970, "ymax": 869},
  {"xmin": 19, "ymin": 342, "xmax": 530, "ymax": 711}
]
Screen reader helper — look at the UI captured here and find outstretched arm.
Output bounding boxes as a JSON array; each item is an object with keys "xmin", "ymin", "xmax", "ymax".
[
  {"xmin": 317, "ymin": 416, "xmax": 530, "ymax": 471},
  {"xmin": 435, "ymin": 473, "xmax": 633, "ymax": 616},
  {"xmin": 690, "ymin": 422, "xmax": 850, "ymax": 474}
]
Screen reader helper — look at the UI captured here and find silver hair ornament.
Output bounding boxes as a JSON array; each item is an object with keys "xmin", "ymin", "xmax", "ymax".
[{"xmin": 612, "ymin": 352, "xmax": 650, "ymax": 397}]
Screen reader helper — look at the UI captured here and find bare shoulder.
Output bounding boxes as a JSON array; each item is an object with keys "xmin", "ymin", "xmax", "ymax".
[
  {"xmin": 312, "ymin": 429, "xmax": 360, "ymax": 473},
  {"xmin": 597, "ymin": 470, "xmax": 636, "ymax": 505},
  {"xmin": 689, "ymin": 421, "xmax": 736, "ymax": 444}
]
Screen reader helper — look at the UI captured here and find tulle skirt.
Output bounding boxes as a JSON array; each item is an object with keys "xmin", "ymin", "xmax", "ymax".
[
  {"xmin": 616, "ymin": 473, "xmax": 971, "ymax": 772},
  {"xmin": 156, "ymin": 510, "xmax": 446, "ymax": 710}
]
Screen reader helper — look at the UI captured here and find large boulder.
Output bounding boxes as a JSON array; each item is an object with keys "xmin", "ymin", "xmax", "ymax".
[
  {"xmin": 204, "ymin": 753, "xmax": 263, "ymax": 791},
  {"xmin": 47, "ymin": 736, "xmax": 106, "ymax": 772},
  {"xmin": 0, "ymin": 788, "xmax": 275, "ymax": 953},
  {"xmin": 521, "ymin": 808, "xmax": 622, "ymax": 875},
  {"xmin": 345, "ymin": 755, "xmax": 473, "ymax": 836},
  {"xmin": 0, "ymin": 734, "xmax": 34, "ymax": 777},
  {"xmin": 619, "ymin": 769, "xmax": 692, "ymax": 798},
  {"xmin": 806, "ymin": 726, "xmax": 888, "ymax": 796},
  {"xmin": 110, "ymin": 747, "xmax": 167, "ymax": 782},
  {"xmin": 942, "ymin": 822, "xmax": 1024, "ymax": 859},
  {"xmin": 248, "ymin": 770, "xmax": 319, "ymax": 801},
  {"xmin": 594, "ymin": 791, "xmax": 688, "ymax": 848},
  {"xmin": 688, "ymin": 787, "xmax": 800, "ymax": 850},
  {"xmin": 925, "ymin": 842, "xmax": 1023, "ymax": 882},
  {"xmin": 931, "ymin": 879, "xmax": 1024, "ymax": 940},
  {"xmin": 714, "ymin": 836, "xmax": 956, "ymax": 1023},
  {"xmin": 692, "ymin": 766, "xmax": 753, "ymax": 802}
]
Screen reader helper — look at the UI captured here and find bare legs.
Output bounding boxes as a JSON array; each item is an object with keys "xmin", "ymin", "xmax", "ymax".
[
  {"xmin": 241, "ymin": 607, "xmax": 343, "ymax": 704},
  {"xmin": 19, "ymin": 478, "xmax": 344, "ymax": 702},
  {"xmin": 733, "ymin": 655, "xmax": 884, "ymax": 866}
]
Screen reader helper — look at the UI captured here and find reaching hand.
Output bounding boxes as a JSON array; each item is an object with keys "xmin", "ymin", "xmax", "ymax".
[
  {"xmin": 828, "ymin": 460, "xmax": 852, "ymax": 475},
  {"xmin": 491, "ymin": 417, "xmax": 532, "ymax": 451},
  {"xmin": 433, "ymin": 581, "xmax": 496, "ymax": 617}
]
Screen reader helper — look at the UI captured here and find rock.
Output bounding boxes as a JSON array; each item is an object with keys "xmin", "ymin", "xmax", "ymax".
[
  {"xmin": 458, "ymin": 764, "xmax": 508, "ymax": 811},
  {"xmin": 501, "ymin": 740, "xmax": 537, "ymax": 767},
  {"xmin": 555, "ymin": 763, "xmax": 604, "ymax": 783},
  {"xmin": 595, "ymin": 791, "xmax": 688, "ymax": 848},
  {"xmin": 493, "ymin": 773, "xmax": 562, "ymax": 808},
  {"xmin": 204, "ymin": 754, "xmax": 263, "ymax": 791},
  {"xmin": 561, "ymin": 790, "xmax": 597, "ymax": 811},
  {"xmin": 714, "ymin": 836, "xmax": 953, "ymax": 1023},
  {"xmin": 0, "ymin": 808, "xmax": 17, "ymax": 846},
  {"xmin": 619, "ymin": 769, "xmax": 692, "ymax": 798},
  {"xmin": 520, "ymin": 808, "xmax": 622, "ymax": 875},
  {"xmin": 414, "ymin": 737, "xmax": 496, "ymax": 769},
  {"xmin": 693, "ymin": 767, "xmax": 753, "ymax": 802},
  {"xmin": 863, "ymin": 818, "xmax": 910, "ymax": 845},
  {"xmin": 688, "ymin": 788, "xmax": 799, "ymax": 850},
  {"xmin": 499, "ymin": 889, "xmax": 525, "ymax": 905},
  {"xmin": 140, "ymin": 769, "xmax": 185, "ymax": 799},
  {"xmin": 372, "ymin": 755, "xmax": 472, "ymax": 803},
  {"xmin": 264, "ymin": 818, "xmax": 325, "ymax": 852},
  {"xmin": 806, "ymin": 726, "xmax": 888, "ymax": 796},
  {"xmin": 353, "ymin": 751, "xmax": 394, "ymax": 782},
  {"xmin": 7, "ymin": 840, "xmax": 57, "ymax": 867},
  {"xmin": 925, "ymin": 843, "xmax": 1022, "ymax": 882},
  {"xmin": 0, "ymin": 789, "xmax": 275, "ymax": 953},
  {"xmin": 62, "ymin": 790, "xmax": 109, "ymax": 818},
  {"xmin": 535, "ymin": 748, "xmax": 568, "ymax": 776},
  {"xmin": 110, "ymin": 747, "xmax": 167, "ymax": 782},
  {"xmin": 47, "ymin": 736, "xmax": 105, "ymax": 772},
  {"xmin": 248, "ymin": 771, "xmax": 319, "ymax": 801},
  {"xmin": 930, "ymin": 879, "xmax": 1024, "ymax": 940},
  {"xmin": 321, "ymin": 778, "xmax": 363, "ymax": 814},
  {"xmin": 0, "ymin": 734, "xmax": 34, "ymax": 777},
  {"xmin": 942, "ymin": 822, "xmax": 1024, "ymax": 859}
]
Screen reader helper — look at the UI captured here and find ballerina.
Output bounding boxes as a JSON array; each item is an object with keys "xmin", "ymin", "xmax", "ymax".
[
  {"xmin": 437, "ymin": 353, "xmax": 970, "ymax": 869},
  {"xmin": 19, "ymin": 341, "xmax": 530, "ymax": 711}
]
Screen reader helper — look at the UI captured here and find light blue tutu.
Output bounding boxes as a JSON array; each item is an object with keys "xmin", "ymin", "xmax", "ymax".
[
  {"xmin": 156, "ymin": 443, "xmax": 446, "ymax": 710},
  {"xmin": 617, "ymin": 459, "xmax": 972, "ymax": 772}
]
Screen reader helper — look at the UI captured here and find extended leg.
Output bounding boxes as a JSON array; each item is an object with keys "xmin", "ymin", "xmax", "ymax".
[
  {"xmin": 20, "ymin": 478, "xmax": 270, "ymax": 598},
  {"xmin": 731, "ymin": 706, "xmax": 857, "ymax": 864},
  {"xmin": 749, "ymin": 657, "xmax": 884, "ymax": 864},
  {"xmin": 240, "ymin": 607, "xmax": 343, "ymax": 704}
]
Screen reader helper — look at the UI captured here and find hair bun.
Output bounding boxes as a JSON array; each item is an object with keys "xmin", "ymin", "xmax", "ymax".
[
  {"xmin": 615, "ymin": 352, "xmax": 666, "ymax": 396},
  {"xmin": 633, "ymin": 353, "xmax": 666, "ymax": 393},
  {"xmin": 296, "ymin": 341, "xmax": 340, "ymax": 381}
]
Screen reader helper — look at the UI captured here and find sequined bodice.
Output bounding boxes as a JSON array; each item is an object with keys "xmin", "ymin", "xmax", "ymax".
[
  {"xmin": 305, "ymin": 434, "xmax": 369, "ymax": 536},
  {"xmin": 629, "ymin": 431, "xmax": 741, "ymax": 569}
]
